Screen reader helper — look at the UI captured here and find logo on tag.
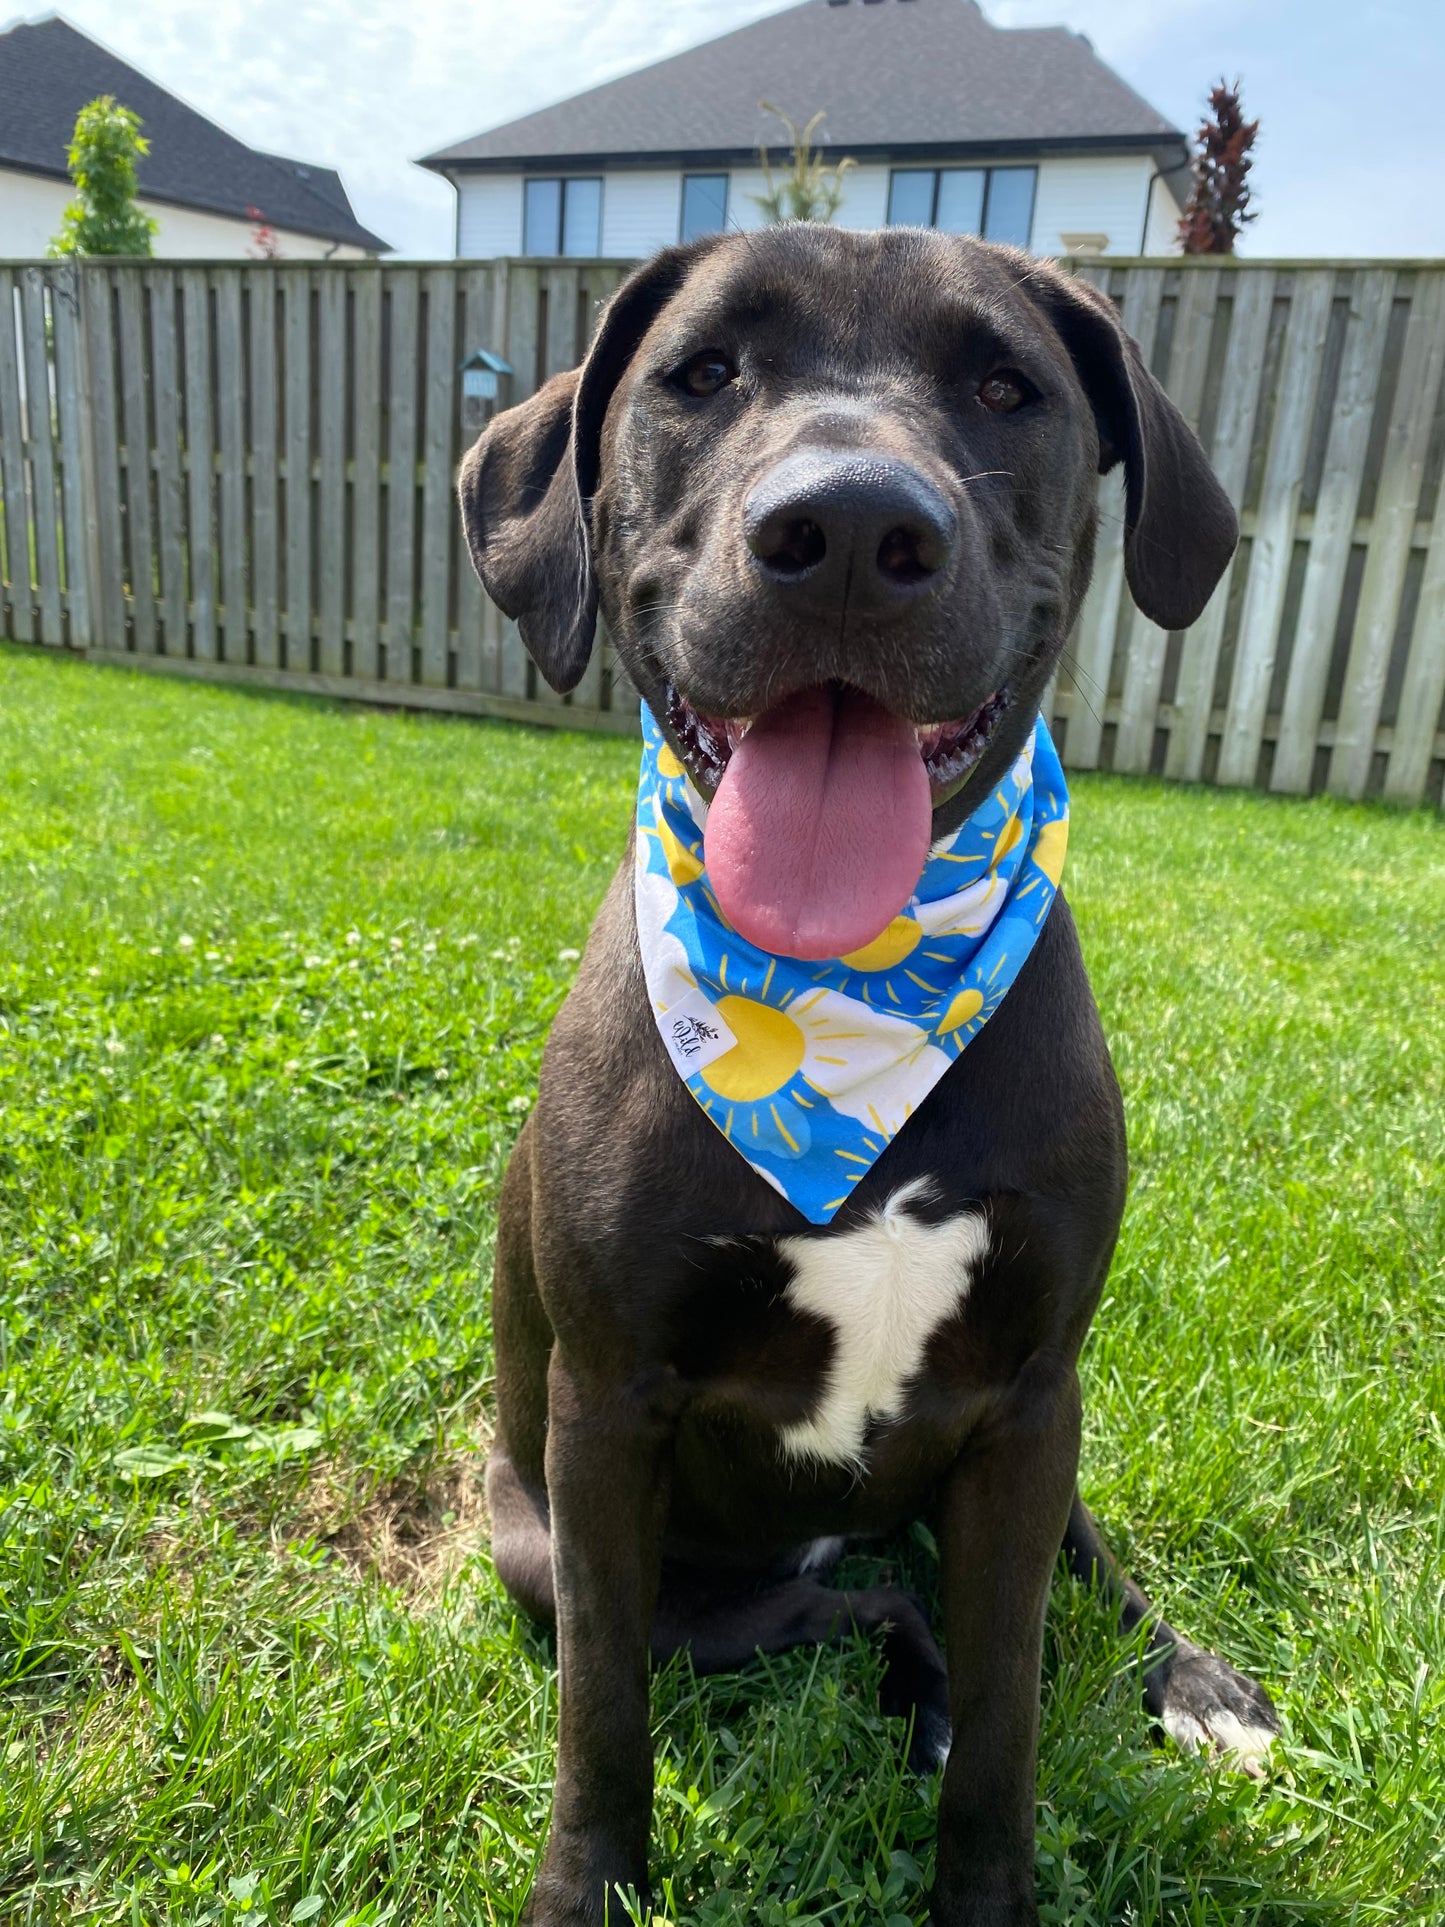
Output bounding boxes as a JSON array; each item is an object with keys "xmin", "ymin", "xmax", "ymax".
[{"xmin": 659, "ymin": 986, "xmax": 737, "ymax": 1077}]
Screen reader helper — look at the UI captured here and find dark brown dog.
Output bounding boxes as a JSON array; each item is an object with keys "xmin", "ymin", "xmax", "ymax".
[{"xmin": 458, "ymin": 226, "xmax": 1279, "ymax": 1927}]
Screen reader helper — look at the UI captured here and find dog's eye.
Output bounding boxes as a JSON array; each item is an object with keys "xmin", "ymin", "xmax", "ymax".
[
  {"xmin": 977, "ymin": 371, "xmax": 1033, "ymax": 414},
  {"xmin": 676, "ymin": 351, "xmax": 737, "ymax": 398}
]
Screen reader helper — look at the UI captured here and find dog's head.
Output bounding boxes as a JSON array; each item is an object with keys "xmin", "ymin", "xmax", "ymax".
[{"xmin": 460, "ymin": 227, "xmax": 1235, "ymax": 957}]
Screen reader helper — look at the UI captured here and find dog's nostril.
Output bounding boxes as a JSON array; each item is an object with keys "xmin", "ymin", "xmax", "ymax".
[
  {"xmin": 877, "ymin": 525, "xmax": 936, "ymax": 585},
  {"xmin": 760, "ymin": 517, "xmax": 827, "ymax": 577}
]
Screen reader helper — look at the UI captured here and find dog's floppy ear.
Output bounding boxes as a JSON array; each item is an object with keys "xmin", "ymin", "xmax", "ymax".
[
  {"xmin": 457, "ymin": 242, "xmax": 715, "ymax": 693},
  {"xmin": 1027, "ymin": 269, "xmax": 1237, "ymax": 631}
]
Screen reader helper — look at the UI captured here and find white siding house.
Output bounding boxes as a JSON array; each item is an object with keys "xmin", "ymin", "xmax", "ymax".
[
  {"xmin": 0, "ymin": 17, "xmax": 387, "ymax": 262},
  {"xmin": 452, "ymin": 151, "xmax": 1176, "ymax": 262},
  {"xmin": 0, "ymin": 166, "xmax": 374, "ymax": 260},
  {"xmin": 424, "ymin": 0, "xmax": 1189, "ymax": 265}
]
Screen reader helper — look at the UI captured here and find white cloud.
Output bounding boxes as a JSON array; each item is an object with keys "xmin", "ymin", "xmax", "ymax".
[
  {"xmin": 54, "ymin": 0, "xmax": 786, "ymax": 252},
  {"xmin": 37, "ymin": 0, "xmax": 1445, "ymax": 258}
]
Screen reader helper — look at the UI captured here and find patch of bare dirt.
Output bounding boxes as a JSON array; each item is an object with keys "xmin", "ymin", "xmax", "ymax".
[{"xmin": 286, "ymin": 1426, "xmax": 494, "ymax": 1610}]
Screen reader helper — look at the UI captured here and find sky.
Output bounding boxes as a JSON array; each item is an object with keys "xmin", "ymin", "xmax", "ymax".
[{"xmin": 20, "ymin": 0, "xmax": 1445, "ymax": 259}]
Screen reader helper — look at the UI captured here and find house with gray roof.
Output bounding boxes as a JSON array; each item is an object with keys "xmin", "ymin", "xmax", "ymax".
[
  {"xmin": 421, "ymin": 0, "xmax": 1188, "ymax": 264},
  {"xmin": 0, "ymin": 14, "xmax": 388, "ymax": 258}
]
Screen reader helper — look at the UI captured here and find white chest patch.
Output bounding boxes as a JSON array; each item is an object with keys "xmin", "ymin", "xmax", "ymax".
[{"xmin": 777, "ymin": 1180, "xmax": 989, "ymax": 1469}]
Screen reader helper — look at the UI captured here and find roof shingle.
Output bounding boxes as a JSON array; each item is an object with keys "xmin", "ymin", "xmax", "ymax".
[
  {"xmin": 0, "ymin": 15, "xmax": 388, "ymax": 252},
  {"xmin": 422, "ymin": 0, "xmax": 1180, "ymax": 172}
]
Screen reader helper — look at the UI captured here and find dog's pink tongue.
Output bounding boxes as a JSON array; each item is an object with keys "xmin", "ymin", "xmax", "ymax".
[{"xmin": 706, "ymin": 686, "xmax": 931, "ymax": 960}]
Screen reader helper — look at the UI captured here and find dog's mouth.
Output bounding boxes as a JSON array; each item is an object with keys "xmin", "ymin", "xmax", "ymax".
[
  {"xmin": 666, "ymin": 680, "xmax": 1012, "ymax": 803},
  {"xmin": 663, "ymin": 679, "xmax": 1012, "ymax": 960}
]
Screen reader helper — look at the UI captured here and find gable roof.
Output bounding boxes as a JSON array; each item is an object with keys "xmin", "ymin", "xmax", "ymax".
[
  {"xmin": 421, "ymin": 0, "xmax": 1182, "ymax": 174},
  {"xmin": 0, "ymin": 14, "xmax": 389, "ymax": 252}
]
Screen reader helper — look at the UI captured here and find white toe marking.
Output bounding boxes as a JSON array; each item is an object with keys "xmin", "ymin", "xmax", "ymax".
[
  {"xmin": 778, "ymin": 1179, "xmax": 988, "ymax": 1469},
  {"xmin": 1202, "ymin": 1708, "xmax": 1277, "ymax": 1777},
  {"xmin": 1165, "ymin": 1703, "xmax": 1276, "ymax": 1779},
  {"xmin": 797, "ymin": 1534, "xmax": 845, "ymax": 1573},
  {"xmin": 1162, "ymin": 1705, "xmax": 1210, "ymax": 1753}
]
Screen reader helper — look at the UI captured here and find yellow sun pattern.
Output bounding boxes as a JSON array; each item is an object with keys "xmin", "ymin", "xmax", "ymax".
[{"xmin": 634, "ymin": 704, "xmax": 1069, "ymax": 1223}]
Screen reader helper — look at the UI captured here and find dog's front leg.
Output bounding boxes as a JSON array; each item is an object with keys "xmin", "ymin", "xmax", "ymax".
[
  {"xmin": 930, "ymin": 1354, "xmax": 1082, "ymax": 1927},
  {"xmin": 527, "ymin": 1345, "xmax": 676, "ymax": 1927}
]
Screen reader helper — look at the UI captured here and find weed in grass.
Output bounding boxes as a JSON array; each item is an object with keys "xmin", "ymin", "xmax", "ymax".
[{"xmin": 0, "ymin": 644, "xmax": 1442, "ymax": 1925}]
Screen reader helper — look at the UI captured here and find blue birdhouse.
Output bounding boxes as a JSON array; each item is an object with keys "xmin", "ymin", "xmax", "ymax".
[{"xmin": 460, "ymin": 349, "xmax": 514, "ymax": 429}]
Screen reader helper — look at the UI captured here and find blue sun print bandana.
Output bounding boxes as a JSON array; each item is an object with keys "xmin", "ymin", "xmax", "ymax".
[{"xmin": 634, "ymin": 702, "xmax": 1069, "ymax": 1224}]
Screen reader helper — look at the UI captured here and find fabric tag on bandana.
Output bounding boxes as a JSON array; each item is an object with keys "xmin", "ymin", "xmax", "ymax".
[{"xmin": 657, "ymin": 985, "xmax": 740, "ymax": 1078}]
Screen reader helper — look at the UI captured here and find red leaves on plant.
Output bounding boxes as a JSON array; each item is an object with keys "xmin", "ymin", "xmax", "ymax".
[{"xmin": 1178, "ymin": 78, "xmax": 1259, "ymax": 256}]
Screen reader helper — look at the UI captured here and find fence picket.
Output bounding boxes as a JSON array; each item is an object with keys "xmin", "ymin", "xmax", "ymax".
[
  {"xmin": 283, "ymin": 268, "xmax": 312, "ymax": 672},
  {"xmin": 1066, "ymin": 268, "xmax": 1164, "ymax": 768},
  {"xmin": 529, "ymin": 264, "xmax": 583, "ymax": 708},
  {"xmin": 1328, "ymin": 272, "xmax": 1445, "ymax": 798},
  {"xmin": 181, "ymin": 269, "xmax": 216, "ymax": 659},
  {"xmin": 83, "ymin": 269, "xmax": 126, "ymax": 651},
  {"xmin": 506, "ymin": 264, "xmax": 541, "ymax": 404},
  {"xmin": 1270, "ymin": 269, "xmax": 1395, "ymax": 793},
  {"xmin": 384, "ymin": 269, "xmax": 419, "ymax": 681},
  {"xmin": 1114, "ymin": 266, "xmax": 1220, "ymax": 773},
  {"xmin": 455, "ymin": 264, "xmax": 491, "ymax": 692},
  {"xmin": 19, "ymin": 271, "xmax": 63, "ymax": 644},
  {"xmin": 566, "ymin": 267, "xmax": 625, "ymax": 719},
  {"xmin": 420, "ymin": 267, "xmax": 456, "ymax": 687},
  {"xmin": 216, "ymin": 273, "xmax": 248, "ymax": 661},
  {"xmin": 1216, "ymin": 270, "xmax": 1335, "ymax": 787},
  {"xmin": 1165, "ymin": 269, "xmax": 1277, "ymax": 781},
  {"xmin": 147, "ymin": 269, "xmax": 187, "ymax": 654},
  {"xmin": 115, "ymin": 270, "xmax": 156, "ymax": 654},
  {"xmin": 497, "ymin": 267, "xmax": 539, "ymax": 698},
  {"xmin": 249, "ymin": 269, "xmax": 280, "ymax": 668},
  {"xmin": 317, "ymin": 269, "xmax": 347, "ymax": 675},
  {"xmin": 351, "ymin": 270, "xmax": 383, "ymax": 679},
  {"xmin": 1383, "ymin": 506, "xmax": 1445, "ymax": 800},
  {"xmin": 544, "ymin": 266, "xmax": 580, "ymax": 379},
  {"xmin": 0, "ymin": 269, "xmax": 32, "ymax": 642}
]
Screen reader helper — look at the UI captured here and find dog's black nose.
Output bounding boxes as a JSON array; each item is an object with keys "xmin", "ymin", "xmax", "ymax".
[{"xmin": 743, "ymin": 450, "xmax": 956, "ymax": 612}]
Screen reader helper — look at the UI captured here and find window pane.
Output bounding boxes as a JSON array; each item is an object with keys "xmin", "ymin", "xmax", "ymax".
[
  {"xmin": 523, "ymin": 178, "xmax": 561, "ymax": 256},
  {"xmin": 983, "ymin": 167, "xmax": 1036, "ymax": 248},
  {"xmin": 562, "ymin": 177, "xmax": 602, "ymax": 256},
  {"xmin": 934, "ymin": 169, "xmax": 985, "ymax": 235},
  {"xmin": 681, "ymin": 173, "xmax": 729, "ymax": 243},
  {"xmin": 887, "ymin": 170, "xmax": 936, "ymax": 227}
]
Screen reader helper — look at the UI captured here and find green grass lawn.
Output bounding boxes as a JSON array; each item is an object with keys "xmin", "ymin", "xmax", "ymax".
[{"xmin": 1, "ymin": 641, "xmax": 1442, "ymax": 1927}]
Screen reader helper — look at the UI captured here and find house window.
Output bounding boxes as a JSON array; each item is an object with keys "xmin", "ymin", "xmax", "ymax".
[
  {"xmin": 886, "ymin": 170, "xmax": 936, "ymax": 229},
  {"xmin": 886, "ymin": 165, "xmax": 1037, "ymax": 249},
  {"xmin": 982, "ymin": 167, "xmax": 1037, "ymax": 248},
  {"xmin": 680, "ymin": 173, "xmax": 729, "ymax": 243},
  {"xmin": 935, "ymin": 169, "xmax": 985, "ymax": 235},
  {"xmin": 523, "ymin": 176, "xmax": 603, "ymax": 256}
]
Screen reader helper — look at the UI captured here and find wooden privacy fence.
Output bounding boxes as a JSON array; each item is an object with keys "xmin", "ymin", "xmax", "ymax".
[{"xmin": 1, "ymin": 254, "xmax": 1443, "ymax": 805}]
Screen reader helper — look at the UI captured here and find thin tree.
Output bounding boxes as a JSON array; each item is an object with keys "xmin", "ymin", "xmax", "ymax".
[
  {"xmin": 752, "ymin": 103, "xmax": 855, "ymax": 225},
  {"xmin": 49, "ymin": 95, "xmax": 157, "ymax": 258},
  {"xmin": 1178, "ymin": 79, "xmax": 1259, "ymax": 255}
]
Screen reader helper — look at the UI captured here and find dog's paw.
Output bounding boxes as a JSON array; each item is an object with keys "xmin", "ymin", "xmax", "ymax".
[
  {"xmin": 874, "ymin": 1590, "xmax": 952, "ymax": 1773},
  {"xmin": 1152, "ymin": 1639, "xmax": 1281, "ymax": 1779},
  {"xmin": 905, "ymin": 1691, "xmax": 953, "ymax": 1775}
]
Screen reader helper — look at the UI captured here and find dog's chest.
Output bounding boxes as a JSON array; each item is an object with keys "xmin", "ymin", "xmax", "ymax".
[{"xmin": 774, "ymin": 1183, "xmax": 989, "ymax": 1467}]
